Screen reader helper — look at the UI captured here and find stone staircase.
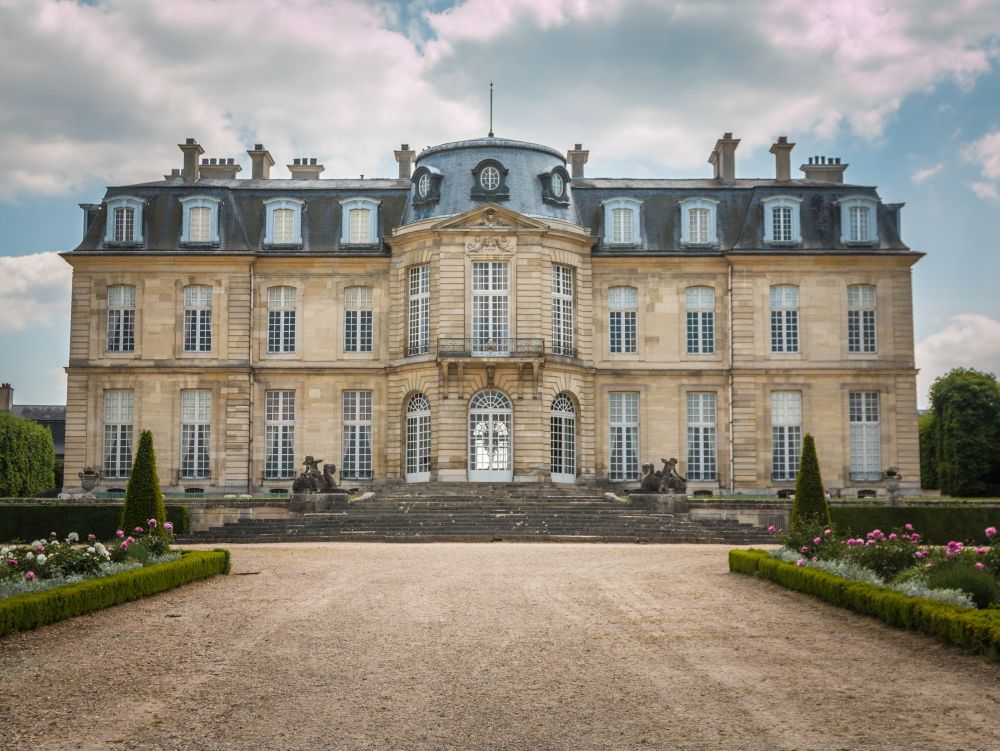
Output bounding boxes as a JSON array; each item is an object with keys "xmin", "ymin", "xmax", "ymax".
[{"xmin": 178, "ymin": 484, "xmax": 773, "ymax": 545}]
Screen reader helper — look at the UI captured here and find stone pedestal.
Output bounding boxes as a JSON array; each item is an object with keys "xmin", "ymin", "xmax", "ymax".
[
  {"xmin": 290, "ymin": 491, "xmax": 350, "ymax": 513},
  {"xmin": 629, "ymin": 493, "xmax": 689, "ymax": 515}
]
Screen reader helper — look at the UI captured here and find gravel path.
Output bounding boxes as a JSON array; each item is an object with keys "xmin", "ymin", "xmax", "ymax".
[{"xmin": 1, "ymin": 543, "xmax": 998, "ymax": 750}]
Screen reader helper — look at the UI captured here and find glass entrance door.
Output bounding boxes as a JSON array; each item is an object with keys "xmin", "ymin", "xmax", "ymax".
[
  {"xmin": 468, "ymin": 390, "xmax": 513, "ymax": 482},
  {"xmin": 550, "ymin": 393, "xmax": 576, "ymax": 483}
]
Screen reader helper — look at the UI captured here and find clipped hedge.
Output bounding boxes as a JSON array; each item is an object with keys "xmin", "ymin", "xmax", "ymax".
[
  {"xmin": 0, "ymin": 412, "xmax": 55, "ymax": 497},
  {"xmin": 0, "ymin": 549, "xmax": 230, "ymax": 637},
  {"xmin": 730, "ymin": 549, "xmax": 1000, "ymax": 661},
  {"xmin": 0, "ymin": 504, "xmax": 191, "ymax": 543},
  {"xmin": 830, "ymin": 506, "xmax": 1000, "ymax": 545}
]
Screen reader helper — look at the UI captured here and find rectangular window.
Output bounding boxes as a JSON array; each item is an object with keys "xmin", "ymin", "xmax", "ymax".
[
  {"xmin": 183, "ymin": 285, "xmax": 212, "ymax": 353},
  {"xmin": 180, "ymin": 390, "xmax": 211, "ymax": 479},
  {"xmin": 472, "ymin": 261, "xmax": 509, "ymax": 354},
  {"xmin": 407, "ymin": 265, "xmax": 430, "ymax": 356},
  {"xmin": 267, "ymin": 286, "xmax": 296, "ymax": 354},
  {"xmin": 188, "ymin": 206, "xmax": 211, "ymax": 243},
  {"xmin": 685, "ymin": 287, "xmax": 715, "ymax": 354},
  {"xmin": 609, "ymin": 286, "xmax": 637, "ymax": 354},
  {"xmin": 771, "ymin": 392, "xmax": 802, "ymax": 481},
  {"xmin": 770, "ymin": 285, "xmax": 799, "ymax": 353},
  {"xmin": 611, "ymin": 208, "xmax": 633, "ymax": 244},
  {"xmin": 106, "ymin": 285, "xmax": 136, "ymax": 353},
  {"xmin": 849, "ymin": 206, "xmax": 870, "ymax": 242},
  {"xmin": 850, "ymin": 392, "xmax": 881, "ymax": 481},
  {"xmin": 113, "ymin": 207, "xmax": 135, "ymax": 243},
  {"xmin": 342, "ymin": 390, "xmax": 373, "ymax": 480},
  {"xmin": 349, "ymin": 207, "xmax": 371, "ymax": 244},
  {"xmin": 772, "ymin": 206, "xmax": 792, "ymax": 242},
  {"xmin": 689, "ymin": 208, "xmax": 710, "ymax": 244},
  {"xmin": 344, "ymin": 286, "xmax": 373, "ymax": 353},
  {"xmin": 103, "ymin": 390, "xmax": 134, "ymax": 479},
  {"xmin": 264, "ymin": 390, "xmax": 295, "ymax": 480},
  {"xmin": 609, "ymin": 391, "xmax": 639, "ymax": 481},
  {"xmin": 551, "ymin": 265, "xmax": 574, "ymax": 356},
  {"xmin": 273, "ymin": 208, "xmax": 295, "ymax": 244},
  {"xmin": 847, "ymin": 285, "xmax": 877, "ymax": 353},
  {"xmin": 687, "ymin": 393, "xmax": 717, "ymax": 481}
]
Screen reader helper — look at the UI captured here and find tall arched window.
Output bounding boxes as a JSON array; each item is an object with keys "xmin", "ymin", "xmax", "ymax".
[
  {"xmin": 468, "ymin": 390, "xmax": 513, "ymax": 482},
  {"xmin": 550, "ymin": 393, "xmax": 576, "ymax": 483},
  {"xmin": 405, "ymin": 393, "xmax": 431, "ymax": 483}
]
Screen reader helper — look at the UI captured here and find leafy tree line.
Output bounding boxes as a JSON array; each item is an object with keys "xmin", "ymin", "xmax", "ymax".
[{"xmin": 0, "ymin": 412, "xmax": 56, "ymax": 497}]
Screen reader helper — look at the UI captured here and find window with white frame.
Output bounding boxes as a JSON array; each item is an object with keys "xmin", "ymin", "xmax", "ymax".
[
  {"xmin": 685, "ymin": 286, "xmax": 715, "ymax": 354},
  {"xmin": 850, "ymin": 392, "xmax": 881, "ymax": 481},
  {"xmin": 263, "ymin": 198, "xmax": 303, "ymax": 245},
  {"xmin": 680, "ymin": 198, "xmax": 719, "ymax": 245},
  {"xmin": 180, "ymin": 390, "xmax": 211, "ymax": 479},
  {"xmin": 264, "ymin": 390, "xmax": 295, "ymax": 480},
  {"xmin": 179, "ymin": 196, "xmax": 220, "ymax": 244},
  {"xmin": 183, "ymin": 285, "xmax": 212, "ymax": 353},
  {"xmin": 472, "ymin": 262, "xmax": 509, "ymax": 354},
  {"xmin": 551, "ymin": 265, "xmax": 574, "ymax": 356},
  {"xmin": 847, "ymin": 285, "xmax": 877, "ymax": 353},
  {"xmin": 106, "ymin": 285, "xmax": 136, "ymax": 353},
  {"xmin": 103, "ymin": 390, "xmax": 134, "ymax": 479},
  {"xmin": 340, "ymin": 198, "xmax": 379, "ymax": 245},
  {"xmin": 342, "ymin": 390, "xmax": 373, "ymax": 480},
  {"xmin": 104, "ymin": 197, "xmax": 143, "ymax": 244},
  {"xmin": 762, "ymin": 196, "xmax": 802, "ymax": 243},
  {"xmin": 609, "ymin": 391, "xmax": 639, "ymax": 481},
  {"xmin": 687, "ymin": 392, "xmax": 717, "ymax": 481},
  {"xmin": 344, "ymin": 286, "xmax": 373, "ymax": 353},
  {"xmin": 770, "ymin": 285, "xmax": 799, "ymax": 353},
  {"xmin": 771, "ymin": 391, "xmax": 802, "ymax": 481},
  {"xmin": 267, "ymin": 286, "xmax": 296, "ymax": 354},
  {"xmin": 839, "ymin": 196, "xmax": 879, "ymax": 244},
  {"xmin": 407, "ymin": 265, "xmax": 430, "ymax": 356},
  {"xmin": 602, "ymin": 198, "xmax": 642, "ymax": 245},
  {"xmin": 609, "ymin": 286, "xmax": 637, "ymax": 354}
]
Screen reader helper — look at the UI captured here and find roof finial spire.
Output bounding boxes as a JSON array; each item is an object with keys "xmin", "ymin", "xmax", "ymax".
[{"xmin": 488, "ymin": 81, "xmax": 494, "ymax": 138}]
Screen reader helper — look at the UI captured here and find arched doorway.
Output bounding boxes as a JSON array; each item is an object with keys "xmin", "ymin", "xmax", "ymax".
[
  {"xmin": 550, "ymin": 393, "xmax": 576, "ymax": 483},
  {"xmin": 468, "ymin": 390, "xmax": 513, "ymax": 482},
  {"xmin": 405, "ymin": 393, "xmax": 431, "ymax": 483}
]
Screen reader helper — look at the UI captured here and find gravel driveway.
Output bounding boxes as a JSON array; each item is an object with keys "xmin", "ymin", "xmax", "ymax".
[{"xmin": 1, "ymin": 543, "xmax": 998, "ymax": 750}]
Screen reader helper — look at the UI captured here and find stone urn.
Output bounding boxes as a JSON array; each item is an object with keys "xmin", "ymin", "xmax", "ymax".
[
  {"xmin": 884, "ymin": 469, "xmax": 901, "ymax": 505},
  {"xmin": 79, "ymin": 467, "xmax": 101, "ymax": 492}
]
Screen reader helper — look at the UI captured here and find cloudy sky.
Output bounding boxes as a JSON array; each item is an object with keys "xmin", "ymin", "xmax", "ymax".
[{"xmin": 2, "ymin": 0, "xmax": 1000, "ymax": 407}]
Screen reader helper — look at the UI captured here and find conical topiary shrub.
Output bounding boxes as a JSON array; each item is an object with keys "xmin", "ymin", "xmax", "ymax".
[
  {"xmin": 791, "ymin": 433, "xmax": 831, "ymax": 528},
  {"xmin": 121, "ymin": 429, "xmax": 167, "ymax": 535}
]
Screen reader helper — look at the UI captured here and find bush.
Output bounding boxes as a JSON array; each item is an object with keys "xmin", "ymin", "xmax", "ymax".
[
  {"xmin": 925, "ymin": 563, "xmax": 1000, "ymax": 610},
  {"xmin": 831, "ymin": 507, "xmax": 1000, "ymax": 546},
  {"xmin": 846, "ymin": 532, "xmax": 921, "ymax": 580},
  {"xmin": 918, "ymin": 411, "xmax": 937, "ymax": 490},
  {"xmin": 0, "ymin": 412, "xmax": 56, "ymax": 497},
  {"xmin": 791, "ymin": 434, "xmax": 830, "ymax": 528},
  {"xmin": 121, "ymin": 430, "xmax": 167, "ymax": 535},
  {"xmin": 0, "ymin": 504, "xmax": 190, "ymax": 542}
]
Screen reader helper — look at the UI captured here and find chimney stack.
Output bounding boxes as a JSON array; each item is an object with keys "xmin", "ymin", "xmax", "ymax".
[
  {"xmin": 708, "ymin": 132, "xmax": 740, "ymax": 184},
  {"xmin": 800, "ymin": 155, "xmax": 848, "ymax": 183},
  {"xmin": 394, "ymin": 144, "xmax": 416, "ymax": 179},
  {"xmin": 247, "ymin": 144, "xmax": 275, "ymax": 180},
  {"xmin": 0, "ymin": 383, "xmax": 12, "ymax": 412},
  {"xmin": 178, "ymin": 137, "xmax": 205, "ymax": 181},
  {"xmin": 199, "ymin": 157, "xmax": 242, "ymax": 180},
  {"xmin": 287, "ymin": 157, "xmax": 325, "ymax": 180},
  {"xmin": 769, "ymin": 136, "xmax": 795, "ymax": 182},
  {"xmin": 566, "ymin": 143, "xmax": 589, "ymax": 179}
]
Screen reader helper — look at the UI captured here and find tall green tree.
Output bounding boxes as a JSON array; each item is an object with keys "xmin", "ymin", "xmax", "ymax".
[
  {"xmin": 121, "ymin": 430, "xmax": 167, "ymax": 534},
  {"xmin": 791, "ymin": 434, "xmax": 831, "ymax": 528},
  {"xmin": 928, "ymin": 368, "xmax": 1000, "ymax": 497},
  {"xmin": 918, "ymin": 411, "xmax": 937, "ymax": 490},
  {"xmin": 0, "ymin": 412, "xmax": 56, "ymax": 497}
]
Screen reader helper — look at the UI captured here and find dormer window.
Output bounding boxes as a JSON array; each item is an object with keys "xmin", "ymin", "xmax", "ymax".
[
  {"xmin": 470, "ymin": 159, "xmax": 510, "ymax": 201},
  {"xmin": 340, "ymin": 197, "xmax": 380, "ymax": 245},
  {"xmin": 838, "ymin": 196, "xmax": 879, "ymax": 244},
  {"xmin": 104, "ymin": 196, "xmax": 144, "ymax": 244},
  {"xmin": 601, "ymin": 198, "xmax": 642, "ymax": 246},
  {"xmin": 762, "ymin": 196, "xmax": 802, "ymax": 244},
  {"xmin": 540, "ymin": 166, "xmax": 571, "ymax": 206},
  {"xmin": 411, "ymin": 166, "xmax": 443, "ymax": 206},
  {"xmin": 180, "ymin": 196, "xmax": 221, "ymax": 244},
  {"xmin": 680, "ymin": 198, "xmax": 719, "ymax": 246},
  {"xmin": 418, "ymin": 173, "xmax": 430, "ymax": 197},
  {"xmin": 263, "ymin": 198, "xmax": 303, "ymax": 246}
]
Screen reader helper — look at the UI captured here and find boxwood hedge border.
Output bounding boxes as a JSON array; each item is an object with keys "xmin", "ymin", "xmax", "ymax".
[
  {"xmin": 730, "ymin": 549, "xmax": 1000, "ymax": 661},
  {"xmin": 0, "ymin": 504, "xmax": 191, "ymax": 541},
  {"xmin": 0, "ymin": 549, "xmax": 230, "ymax": 637}
]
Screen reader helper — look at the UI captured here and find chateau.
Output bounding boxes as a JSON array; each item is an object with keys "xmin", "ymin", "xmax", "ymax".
[{"xmin": 62, "ymin": 132, "xmax": 921, "ymax": 496}]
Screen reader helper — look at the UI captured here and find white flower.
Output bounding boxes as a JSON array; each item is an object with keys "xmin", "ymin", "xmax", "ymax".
[
  {"xmin": 26, "ymin": 552, "xmax": 34, "ymax": 561},
  {"xmin": 67, "ymin": 532, "xmax": 79, "ymax": 542},
  {"xmin": 30, "ymin": 540, "xmax": 43, "ymax": 549},
  {"xmin": 36, "ymin": 554, "xmax": 46, "ymax": 565},
  {"xmin": 0, "ymin": 547, "xmax": 8, "ymax": 556},
  {"xmin": 87, "ymin": 546, "xmax": 96, "ymax": 554}
]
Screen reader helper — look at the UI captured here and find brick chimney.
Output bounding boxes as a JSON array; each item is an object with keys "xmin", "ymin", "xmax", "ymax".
[
  {"xmin": 801, "ymin": 155, "xmax": 848, "ymax": 183},
  {"xmin": 708, "ymin": 132, "xmax": 740, "ymax": 184},
  {"xmin": 247, "ymin": 144, "xmax": 275, "ymax": 180},
  {"xmin": 0, "ymin": 383, "xmax": 12, "ymax": 412},
  {"xmin": 567, "ymin": 143, "xmax": 589, "ymax": 179},
  {"xmin": 769, "ymin": 136, "xmax": 795, "ymax": 182},
  {"xmin": 178, "ymin": 138, "xmax": 205, "ymax": 181},
  {"xmin": 394, "ymin": 144, "xmax": 416, "ymax": 179},
  {"xmin": 288, "ymin": 157, "xmax": 325, "ymax": 180},
  {"xmin": 200, "ymin": 157, "xmax": 242, "ymax": 180}
]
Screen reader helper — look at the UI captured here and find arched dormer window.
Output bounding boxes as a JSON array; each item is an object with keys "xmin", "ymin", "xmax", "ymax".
[
  {"xmin": 838, "ymin": 195, "xmax": 879, "ymax": 245},
  {"xmin": 104, "ymin": 196, "xmax": 144, "ymax": 244},
  {"xmin": 470, "ymin": 158, "xmax": 510, "ymax": 201},
  {"xmin": 540, "ymin": 166, "xmax": 571, "ymax": 206},
  {"xmin": 263, "ymin": 198, "xmax": 304, "ymax": 246},
  {"xmin": 179, "ymin": 195, "xmax": 221, "ymax": 244},
  {"xmin": 762, "ymin": 195, "xmax": 802, "ymax": 244},
  {"xmin": 680, "ymin": 197, "xmax": 719, "ymax": 246},
  {"xmin": 602, "ymin": 198, "xmax": 642, "ymax": 246},
  {"xmin": 411, "ymin": 165, "xmax": 443, "ymax": 207},
  {"xmin": 340, "ymin": 197, "xmax": 380, "ymax": 245}
]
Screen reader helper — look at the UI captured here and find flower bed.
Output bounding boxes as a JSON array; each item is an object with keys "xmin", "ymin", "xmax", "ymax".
[{"xmin": 0, "ymin": 503, "xmax": 191, "ymax": 541}]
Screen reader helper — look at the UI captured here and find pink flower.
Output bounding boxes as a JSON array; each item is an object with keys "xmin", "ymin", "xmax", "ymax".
[
  {"xmin": 986, "ymin": 527, "xmax": 997, "ymax": 539},
  {"xmin": 904, "ymin": 523, "xmax": 914, "ymax": 531},
  {"xmin": 116, "ymin": 530, "xmax": 125, "ymax": 538},
  {"xmin": 126, "ymin": 536, "xmax": 135, "ymax": 544},
  {"xmin": 49, "ymin": 531, "xmax": 57, "ymax": 538},
  {"xmin": 147, "ymin": 518, "xmax": 158, "ymax": 528},
  {"xmin": 7, "ymin": 559, "xmax": 17, "ymax": 566},
  {"xmin": 888, "ymin": 533, "xmax": 897, "ymax": 541},
  {"xmin": 796, "ymin": 559, "xmax": 805, "ymax": 567},
  {"xmin": 87, "ymin": 533, "xmax": 96, "ymax": 542},
  {"xmin": 134, "ymin": 527, "xmax": 143, "ymax": 535},
  {"xmin": 915, "ymin": 550, "xmax": 927, "ymax": 559},
  {"xmin": 25, "ymin": 571, "xmax": 35, "ymax": 582},
  {"xmin": 813, "ymin": 537, "xmax": 822, "ymax": 545},
  {"xmin": 120, "ymin": 541, "xmax": 129, "ymax": 550},
  {"xmin": 978, "ymin": 547, "xmax": 988, "ymax": 556},
  {"xmin": 910, "ymin": 533, "xmax": 920, "ymax": 541},
  {"xmin": 163, "ymin": 522, "xmax": 173, "ymax": 531},
  {"xmin": 824, "ymin": 529, "xmax": 832, "ymax": 536},
  {"xmin": 975, "ymin": 562, "xmax": 985, "ymax": 570},
  {"xmin": 767, "ymin": 525, "xmax": 776, "ymax": 533},
  {"xmin": 800, "ymin": 546, "xmax": 810, "ymax": 554}
]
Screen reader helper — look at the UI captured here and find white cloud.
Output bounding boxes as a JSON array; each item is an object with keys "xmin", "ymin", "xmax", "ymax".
[
  {"xmin": 916, "ymin": 314, "xmax": 1000, "ymax": 408},
  {"xmin": 964, "ymin": 130, "xmax": 1000, "ymax": 199},
  {"xmin": 911, "ymin": 162, "xmax": 945, "ymax": 184},
  {"xmin": 970, "ymin": 181, "xmax": 1000, "ymax": 199},
  {"xmin": 0, "ymin": 252, "xmax": 72, "ymax": 332}
]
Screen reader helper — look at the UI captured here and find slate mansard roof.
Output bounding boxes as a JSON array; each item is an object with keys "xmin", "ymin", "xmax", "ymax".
[{"xmin": 73, "ymin": 136, "xmax": 910, "ymax": 255}]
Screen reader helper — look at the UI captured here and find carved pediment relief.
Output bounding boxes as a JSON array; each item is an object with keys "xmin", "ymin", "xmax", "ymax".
[
  {"xmin": 465, "ymin": 234, "xmax": 516, "ymax": 256},
  {"xmin": 433, "ymin": 203, "xmax": 549, "ymax": 233}
]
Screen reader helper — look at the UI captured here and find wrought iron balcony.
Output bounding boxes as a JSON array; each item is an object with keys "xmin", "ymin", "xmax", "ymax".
[{"xmin": 437, "ymin": 337, "xmax": 545, "ymax": 357}]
